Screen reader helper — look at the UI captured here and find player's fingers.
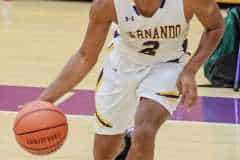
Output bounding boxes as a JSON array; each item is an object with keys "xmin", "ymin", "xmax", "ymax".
[
  {"xmin": 184, "ymin": 93, "xmax": 193, "ymax": 112},
  {"xmin": 185, "ymin": 86, "xmax": 197, "ymax": 109},
  {"xmin": 18, "ymin": 105, "xmax": 23, "ymax": 109},
  {"xmin": 179, "ymin": 84, "xmax": 188, "ymax": 106},
  {"xmin": 17, "ymin": 104, "xmax": 28, "ymax": 110},
  {"xmin": 18, "ymin": 101, "xmax": 33, "ymax": 109},
  {"xmin": 179, "ymin": 94, "xmax": 185, "ymax": 107},
  {"xmin": 181, "ymin": 83, "xmax": 192, "ymax": 109}
]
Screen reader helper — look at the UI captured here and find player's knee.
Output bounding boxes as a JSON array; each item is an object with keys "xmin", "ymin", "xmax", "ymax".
[
  {"xmin": 128, "ymin": 126, "xmax": 156, "ymax": 158},
  {"xmin": 135, "ymin": 125, "xmax": 156, "ymax": 140},
  {"xmin": 132, "ymin": 125, "xmax": 156, "ymax": 149}
]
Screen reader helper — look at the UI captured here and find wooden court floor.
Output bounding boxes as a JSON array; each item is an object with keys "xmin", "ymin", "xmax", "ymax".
[{"xmin": 0, "ymin": 1, "xmax": 240, "ymax": 160}]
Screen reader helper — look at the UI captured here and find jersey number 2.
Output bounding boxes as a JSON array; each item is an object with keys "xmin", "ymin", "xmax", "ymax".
[{"xmin": 138, "ymin": 41, "xmax": 160, "ymax": 56}]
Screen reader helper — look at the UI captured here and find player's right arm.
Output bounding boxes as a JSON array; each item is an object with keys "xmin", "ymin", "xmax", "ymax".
[{"xmin": 38, "ymin": 0, "xmax": 115, "ymax": 103}]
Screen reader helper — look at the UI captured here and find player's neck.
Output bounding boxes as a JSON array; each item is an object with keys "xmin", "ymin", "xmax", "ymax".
[{"xmin": 133, "ymin": 0, "xmax": 163, "ymax": 17}]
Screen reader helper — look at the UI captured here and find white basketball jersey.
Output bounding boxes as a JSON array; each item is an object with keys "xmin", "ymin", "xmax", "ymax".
[{"xmin": 112, "ymin": 0, "xmax": 189, "ymax": 65}]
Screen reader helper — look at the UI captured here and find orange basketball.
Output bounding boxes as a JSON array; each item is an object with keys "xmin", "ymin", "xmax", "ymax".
[{"xmin": 13, "ymin": 101, "xmax": 68, "ymax": 155}]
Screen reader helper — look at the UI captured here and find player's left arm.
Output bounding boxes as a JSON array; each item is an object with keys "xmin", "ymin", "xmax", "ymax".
[
  {"xmin": 177, "ymin": 0, "xmax": 225, "ymax": 108},
  {"xmin": 184, "ymin": 0, "xmax": 225, "ymax": 74}
]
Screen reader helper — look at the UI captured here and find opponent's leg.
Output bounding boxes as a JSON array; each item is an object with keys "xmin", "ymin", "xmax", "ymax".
[
  {"xmin": 126, "ymin": 98, "xmax": 170, "ymax": 160},
  {"xmin": 94, "ymin": 134, "xmax": 123, "ymax": 160}
]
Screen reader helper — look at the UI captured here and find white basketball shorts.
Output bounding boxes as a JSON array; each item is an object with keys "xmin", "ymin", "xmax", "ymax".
[{"xmin": 95, "ymin": 52, "xmax": 186, "ymax": 135}]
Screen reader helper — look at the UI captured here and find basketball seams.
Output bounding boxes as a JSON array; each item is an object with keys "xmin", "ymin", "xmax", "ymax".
[
  {"xmin": 13, "ymin": 108, "xmax": 66, "ymax": 134},
  {"xmin": 21, "ymin": 131, "xmax": 67, "ymax": 151},
  {"xmin": 15, "ymin": 123, "xmax": 67, "ymax": 135},
  {"xmin": 17, "ymin": 126, "xmax": 68, "ymax": 154}
]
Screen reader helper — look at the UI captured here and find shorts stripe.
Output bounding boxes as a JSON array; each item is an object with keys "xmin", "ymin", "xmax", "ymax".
[
  {"xmin": 95, "ymin": 111, "xmax": 113, "ymax": 128},
  {"xmin": 157, "ymin": 91, "xmax": 180, "ymax": 99}
]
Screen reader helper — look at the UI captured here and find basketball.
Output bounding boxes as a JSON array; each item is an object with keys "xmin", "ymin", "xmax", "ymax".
[{"xmin": 13, "ymin": 101, "xmax": 68, "ymax": 155}]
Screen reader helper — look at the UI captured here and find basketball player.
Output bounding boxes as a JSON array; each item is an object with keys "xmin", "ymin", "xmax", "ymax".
[{"xmin": 28, "ymin": 0, "xmax": 224, "ymax": 159}]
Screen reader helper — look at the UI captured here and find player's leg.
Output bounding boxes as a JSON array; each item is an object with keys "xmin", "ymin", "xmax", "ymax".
[
  {"xmin": 126, "ymin": 62, "xmax": 185, "ymax": 160},
  {"xmin": 126, "ymin": 98, "xmax": 170, "ymax": 160},
  {"xmin": 94, "ymin": 57, "xmax": 138, "ymax": 160},
  {"xmin": 94, "ymin": 134, "xmax": 124, "ymax": 160}
]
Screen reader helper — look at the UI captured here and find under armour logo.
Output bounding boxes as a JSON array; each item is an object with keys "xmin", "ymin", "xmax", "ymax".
[{"xmin": 125, "ymin": 16, "xmax": 135, "ymax": 22}]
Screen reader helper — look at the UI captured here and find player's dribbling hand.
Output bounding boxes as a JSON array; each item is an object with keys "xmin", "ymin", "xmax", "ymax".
[
  {"xmin": 18, "ymin": 102, "xmax": 31, "ymax": 110},
  {"xmin": 18, "ymin": 100, "xmax": 48, "ymax": 110},
  {"xmin": 176, "ymin": 70, "xmax": 198, "ymax": 111}
]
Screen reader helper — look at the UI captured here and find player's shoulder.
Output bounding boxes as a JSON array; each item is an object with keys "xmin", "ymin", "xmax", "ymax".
[
  {"xmin": 90, "ymin": 0, "xmax": 116, "ymax": 22},
  {"xmin": 91, "ymin": 0, "xmax": 115, "ymax": 15},
  {"xmin": 184, "ymin": 0, "xmax": 217, "ymax": 17},
  {"xmin": 185, "ymin": 0, "xmax": 215, "ymax": 9}
]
